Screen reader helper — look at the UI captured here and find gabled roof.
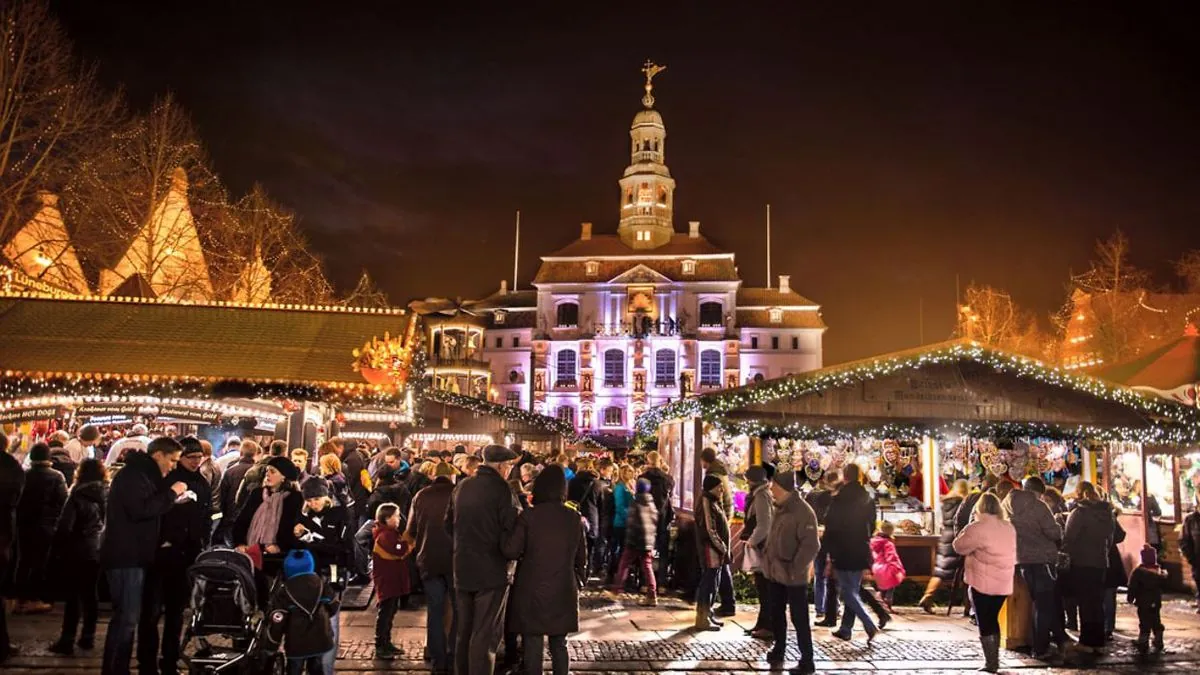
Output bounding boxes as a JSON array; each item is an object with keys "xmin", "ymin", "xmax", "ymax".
[
  {"xmin": 608, "ymin": 264, "xmax": 673, "ymax": 285},
  {"xmin": 0, "ymin": 294, "xmax": 410, "ymax": 394},
  {"xmin": 737, "ymin": 308, "xmax": 826, "ymax": 330},
  {"xmin": 2, "ymin": 192, "xmax": 90, "ymax": 295},
  {"xmin": 737, "ymin": 287, "xmax": 821, "ymax": 308}
]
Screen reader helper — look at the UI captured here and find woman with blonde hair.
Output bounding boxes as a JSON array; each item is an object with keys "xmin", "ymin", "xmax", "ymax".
[
  {"xmin": 953, "ymin": 492, "xmax": 1017, "ymax": 672},
  {"xmin": 638, "ymin": 452, "xmax": 675, "ymax": 576},
  {"xmin": 319, "ymin": 453, "xmax": 352, "ymax": 509},
  {"xmin": 607, "ymin": 464, "xmax": 637, "ymax": 581}
]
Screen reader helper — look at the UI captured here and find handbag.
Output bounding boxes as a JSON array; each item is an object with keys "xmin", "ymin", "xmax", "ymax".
[{"xmin": 742, "ymin": 542, "xmax": 760, "ymax": 572}]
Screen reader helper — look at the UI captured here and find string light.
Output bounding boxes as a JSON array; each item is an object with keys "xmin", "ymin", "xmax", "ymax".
[
  {"xmin": 430, "ymin": 390, "xmax": 579, "ymax": 439},
  {"xmin": 633, "ymin": 341, "xmax": 1200, "ymax": 444}
]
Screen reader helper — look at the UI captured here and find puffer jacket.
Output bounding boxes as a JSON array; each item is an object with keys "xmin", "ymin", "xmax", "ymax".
[
  {"xmin": 870, "ymin": 534, "xmax": 906, "ymax": 590},
  {"xmin": 953, "ymin": 512, "xmax": 1017, "ymax": 596},
  {"xmin": 624, "ymin": 492, "xmax": 658, "ymax": 553},
  {"xmin": 17, "ymin": 462, "xmax": 68, "ymax": 538},
  {"xmin": 1063, "ymin": 498, "xmax": 1116, "ymax": 569},
  {"xmin": 932, "ymin": 495, "xmax": 965, "ymax": 580},
  {"xmin": 1005, "ymin": 488, "xmax": 1062, "ymax": 565},
  {"xmin": 761, "ymin": 491, "xmax": 820, "ymax": 587},
  {"xmin": 53, "ymin": 479, "xmax": 106, "ymax": 561}
]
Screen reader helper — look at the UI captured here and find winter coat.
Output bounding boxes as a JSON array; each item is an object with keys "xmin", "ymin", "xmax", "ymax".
[
  {"xmin": 638, "ymin": 467, "xmax": 674, "ymax": 527},
  {"xmin": 406, "ymin": 477, "xmax": 454, "ymax": 580},
  {"xmin": 932, "ymin": 495, "xmax": 965, "ymax": 580},
  {"xmin": 597, "ymin": 476, "xmax": 615, "ymax": 539},
  {"xmin": 1005, "ymin": 488, "xmax": 1062, "ymax": 565},
  {"xmin": 0, "ymin": 451, "xmax": 25, "ymax": 568},
  {"xmin": 366, "ymin": 481, "xmax": 412, "ymax": 525},
  {"xmin": 199, "ymin": 458, "xmax": 222, "ymax": 512},
  {"xmin": 695, "ymin": 488, "xmax": 731, "ymax": 569},
  {"xmin": 217, "ymin": 456, "xmax": 255, "ymax": 519},
  {"xmin": 612, "ymin": 482, "xmax": 633, "ymax": 529},
  {"xmin": 296, "ymin": 502, "xmax": 353, "ymax": 575},
  {"xmin": 761, "ymin": 491, "xmax": 820, "ymax": 587},
  {"xmin": 52, "ymin": 479, "xmax": 106, "ymax": 562},
  {"xmin": 99, "ymin": 451, "xmax": 179, "ymax": 569},
  {"xmin": 324, "ymin": 473, "xmax": 353, "ymax": 510},
  {"xmin": 953, "ymin": 512, "xmax": 1017, "ymax": 596},
  {"xmin": 1105, "ymin": 519, "xmax": 1128, "ymax": 588},
  {"xmin": 1126, "ymin": 565, "xmax": 1166, "ymax": 609},
  {"xmin": 49, "ymin": 448, "xmax": 77, "ymax": 489},
  {"xmin": 870, "ymin": 534, "xmax": 906, "ymax": 590},
  {"xmin": 445, "ymin": 465, "xmax": 520, "ymax": 592},
  {"xmin": 822, "ymin": 481, "xmax": 875, "ymax": 571},
  {"xmin": 372, "ymin": 523, "xmax": 411, "ymax": 601},
  {"xmin": 956, "ymin": 491, "xmax": 983, "ymax": 532},
  {"xmin": 341, "ymin": 446, "xmax": 371, "ymax": 510},
  {"xmin": 624, "ymin": 493, "xmax": 658, "ymax": 553},
  {"xmin": 1063, "ymin": 499, "xmax": 1116, "ymax": 569},
  {"xmin": 1182, "ymin": 510, "xmax": 1200, "ymax": 564},
  {"xmin": 232, "ymin": 486, "xmax": 304, "ymax": 554},
  {"xmin": 406, "ymin": 469, "xmax": 432, "ymax": 499},
  {"xmin": 264, "ymin": 573, "xmax": 341, "ymax": 658},
  {"xmin": 17, "ymin": 462, "xmax": 67, "ymax": 539},
  {"xmin": 804, "ymin": 488, "xmax": 834, "ymax": 526},
  {"xmin": 567, "ymin": 470, "xmax": 601, "ymax": 538},
  {"xmin": 746, "ymin": 484, "xmax": 774, "ymax": 553},
  {"xmin": 705, "ymin": 459, "xmax": 734, "ymax": 519},
  {"xmin": 160, "ymin": 465, "xmax": 212, "ymax": 562},
  {"xmin": 502, "ymin": 501, "xmax": 588, "ymax": 635}
]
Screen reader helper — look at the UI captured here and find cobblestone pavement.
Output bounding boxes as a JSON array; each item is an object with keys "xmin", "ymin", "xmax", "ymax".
[{"xmin": 5, "ymin": 591, "xmax": 1200, "ymax": 672}]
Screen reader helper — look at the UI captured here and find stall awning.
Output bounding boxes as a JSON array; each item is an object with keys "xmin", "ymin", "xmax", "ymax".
[{"xmin": 1098, "ymin": 328, "xmax": 1200, "ymax": 406}]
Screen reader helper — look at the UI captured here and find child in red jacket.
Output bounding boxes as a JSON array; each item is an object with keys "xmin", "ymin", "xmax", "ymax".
[
  {"xmin": 371, "ymin": 502, "xmax": 410, "ymax": 659},
  {"xmin": 870, "ymin": 521, "xmax": 906, "ymax": 610}
]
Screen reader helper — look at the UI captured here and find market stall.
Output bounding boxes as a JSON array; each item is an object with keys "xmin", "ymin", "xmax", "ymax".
[{"xmin": 639, "ymin": 340, "xmax": 1200, "ymax": 580}]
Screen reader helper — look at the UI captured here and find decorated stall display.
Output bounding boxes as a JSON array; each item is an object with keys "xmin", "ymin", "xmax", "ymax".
[{"xmin": 1108, "ymin": 441, "xmax": 1145, "ymax": 513}]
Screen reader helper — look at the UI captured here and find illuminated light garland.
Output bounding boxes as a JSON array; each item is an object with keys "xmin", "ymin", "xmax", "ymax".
[
  {"xmin": 633, "ymin": 341, "xmax": 1200, "ymax": 444},
  {"xmin": 717, "ymin": 420, "xmax": 1188, "ymax": 445},
  {"xmin": 428, "ymin": 390, "xmax": 578, "ymax": 439}
]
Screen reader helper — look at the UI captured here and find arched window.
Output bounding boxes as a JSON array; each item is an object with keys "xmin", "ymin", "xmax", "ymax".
[
  {"xmin": 699, "ymin": 301, "xmax": 723, "ymax": 327},
  {"xmin": 604, "ymin": 349, "xmax": 624, "ymax": 386},
  {"xmin": 556, "ymin": 349, "xmax": 577, "ymax": 386},
  {"xmin": 655, "ymin": 348, "xmax": 676, "ymax": 386},
  {"xmin": 700, "ymin": 350, "xmax": 722, "ymax": 386},
  {"xmin": 556, "ymin": 302, "xmax": 579, "ymax": 328}
]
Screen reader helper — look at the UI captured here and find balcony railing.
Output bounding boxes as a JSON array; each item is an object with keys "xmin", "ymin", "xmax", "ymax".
[{"xmin": 429, "ymin": 355, "xmax": 490, "ymax": 370}]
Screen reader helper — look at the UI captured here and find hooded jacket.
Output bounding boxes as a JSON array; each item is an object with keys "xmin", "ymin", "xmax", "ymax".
[
  {"xmin": 623, "ymin": 492, "xmax": 658, "ymax": 553},
  {"xmin": 1063, "ymin": 498, "xmax": 1116, "ymax": 569},
  {"xmin": 1005, "ymin": 488, "xmax": 1062, "ymax": 565},
  {"xmin": 761, "ymin": 491, "xmax": 820, "ymax": 587},
  {"xmin": 870, "ymin": 534, "xmax": 906, "ymax": 590},
  {"xmin": 53, "ymin": 479, "xmax": 106, "ymax": 561},
  {"xmin": 99, "ymin": 450, "xmax": 178, "ymax": 569},
  {"xmin": 695, "ymin": 486, "xmax": 731, "ymax": 569},
  {"xmin": 264, "ymin": 573, "xmax": 341, "ymax": 658}
]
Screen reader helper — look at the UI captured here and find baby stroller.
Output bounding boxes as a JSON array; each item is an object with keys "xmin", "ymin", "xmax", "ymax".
[{"xmin": 181, "ymin": 548, "xmax": 283, "ymax": 674}]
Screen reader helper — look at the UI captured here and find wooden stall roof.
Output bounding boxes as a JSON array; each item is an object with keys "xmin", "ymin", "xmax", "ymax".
[
  {"xmin": 0, "ymin": 294, "xmax": 409, "ymax": 385},
  {"xmin": 420, "ymin": 391, "xmax": 575, "ymax": 438},
  {"xmin": 637, "ymin": 340, "xmax": 1200, "ymax": 443}
]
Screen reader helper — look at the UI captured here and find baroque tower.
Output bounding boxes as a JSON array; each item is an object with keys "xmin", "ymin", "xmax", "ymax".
[{"xmin": 617, "ymin": 61, "xmax": 676, "ymax": 250}]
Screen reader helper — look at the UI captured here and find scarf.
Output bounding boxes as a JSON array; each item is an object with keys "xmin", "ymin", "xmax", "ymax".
[{"xmin": 247, "ymin": 487, "xmax": 288, "ymax": 548}]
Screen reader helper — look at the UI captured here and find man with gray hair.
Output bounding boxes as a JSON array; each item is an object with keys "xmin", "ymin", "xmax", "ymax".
[
  {"xmin": 445, "ymin": 444, "xmax": 520, "ymax": 675},
  {"xmin": 1005, "ymin": 475, "xmax": 1066, "ymax": 659}
]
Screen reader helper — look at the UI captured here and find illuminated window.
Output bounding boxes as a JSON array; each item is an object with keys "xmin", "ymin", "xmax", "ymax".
[
  {"xmin": 506, "ymin": 391, "xmax": 520, "ymax": 408},
  {"xmin": 603, "ymin": 407, "xmax": 623, "ymax": 426},
  {"xmin": 585, "ymin": 261, "xmax": 599, "ymax": 276},
  {"xmin": 556, "ymin": 302, "xmax": 579, "ymax": 327},
  {"xmin": 556, "ymin": 349, "xmax": 577, "ymax": 385},
  {"xmin": 682, "ymin": 259, "xmax": 696, "ymax": 275},
  {"xmin": 769, "ymin": 307, "xmax": 783, "ymax": 323},
  {"xmin": 699, "ymin": 301, "xmax": 723, "ymax": 327},
  {"xmin": 494, "ymin": 310, "xmax": 506, "ymax": 324},
  {"xmin": 556, "ymin": 406, "xmax": 575, "ymax": 424},
  {"xmin": 604, "ymin": 349, "xmax": 624, "ymax": 386},
  {"xmin": 655, "ymin": 348, "xmax": 676, "ymax": 386},
  {"xmin": 700, "ymin": 350, "xmax": 721, "ymax": 386}
]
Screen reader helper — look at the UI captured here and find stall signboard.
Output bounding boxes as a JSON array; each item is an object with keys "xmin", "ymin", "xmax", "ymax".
[
  {"xmin": 863, "ymin": 374, "xmax": 984, "ymax": 406},
  {"xmin": 0, "ymin": 405, "xmax": 67, "ymax": 424},
  {"xmin": 76, "ymin": 403, "xmax": 222, "ymax": 425}
]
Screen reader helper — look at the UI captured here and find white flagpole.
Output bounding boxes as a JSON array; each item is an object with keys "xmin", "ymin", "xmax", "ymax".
[
  {"xmin": 766, "ymin": 203, "xmax": 771, "ymax": 288},
  {"xmin": 513, "ymin": 210, "xmax": 520, "ymax": 292}
]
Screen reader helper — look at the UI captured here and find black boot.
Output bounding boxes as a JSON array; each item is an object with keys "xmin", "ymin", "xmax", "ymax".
[{"xmin": 978, "ymin": 634, "xmax": 1000, "ymax": 673}]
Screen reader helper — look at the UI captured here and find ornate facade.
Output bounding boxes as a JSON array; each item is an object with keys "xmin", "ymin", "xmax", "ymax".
[{"xmin": 469, "ymin": 64, "xmax": 827, "ymax": 441}]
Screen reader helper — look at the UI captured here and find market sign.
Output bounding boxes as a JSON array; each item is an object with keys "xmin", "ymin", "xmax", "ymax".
[
  {"xmin": 0, "ymin": 405, "xmax": 67, "ymax": 424},
  {"xmin": 862, "ymin": 374, "xmax": 985, "ymax": 406},
  {"xmin": 76, "ymin": 403, "xmax": 221, "ymax": 425}
]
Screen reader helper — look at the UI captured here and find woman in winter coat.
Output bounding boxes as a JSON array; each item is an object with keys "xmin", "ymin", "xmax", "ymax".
[
  {"xmin": 14, "ymin": 442, "xmax": 67, "ymax": 614},
  {"xmin": 233, "ymin": 456, "xmax": 304, "ymax": 593},
  {"xmin": 740, "ymin": 466, "xmax": 774, "ymax": 637},
  {"xmin": 870, "ymin": 521, "xmax": 906, "ymax": 610},
  {"xmin": 694, "ymin": 474, "xmax": 732, "ymax": 631},
  {"xmin": 1062, "ymin": 481, "xmax": 1117, "ymax": 656},
  {"xmin": 918, "ymin": 479, "xmax": 968, "ymax": 612},
  {"xmin": 48, "ymin": 459, "xmax": 107, "ymax": 655},
  {"xmin": 1103, "ymin": 509, "xmax": 1127, "ymax": 641},
  {"xmin": 502, "ymin": 465, "xmax": 587, "ymax": 675},
  {"xmin": 953, "ymin": 492, "xmax": 1017, "ymax": 673},
  {"xmin": 318, "ymin": 453, "xmax": 353, "ymax": 510},
  {"xmin": 294, "ymin": 477, "xmax": 352, "ymax": 673},
  {"xmin": 610, "ymin": 478, "xmax": 659, "ymax": 605},
  {"xmin": 371, "ymin": 502, "xmax": 410, "ymax": 659},
  {"xmin": 608, "ymin": 465, "xmax": 636, "ymax": 581}
]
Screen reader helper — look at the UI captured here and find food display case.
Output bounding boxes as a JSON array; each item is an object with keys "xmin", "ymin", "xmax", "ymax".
[{"xmin": 878, "ymin": 506, "xmax": 933, "ymax": 536}]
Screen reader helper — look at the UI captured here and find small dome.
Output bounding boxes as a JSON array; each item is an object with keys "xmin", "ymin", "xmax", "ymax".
[{"xmin": 632, "ymin": 109, "xmax": 664, "ymax": 129}]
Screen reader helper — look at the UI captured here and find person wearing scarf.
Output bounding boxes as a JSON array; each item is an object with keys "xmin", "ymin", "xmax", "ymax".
[{"xmin": 234, "ymin": 456, "xmax": 304, "ymax": 597}]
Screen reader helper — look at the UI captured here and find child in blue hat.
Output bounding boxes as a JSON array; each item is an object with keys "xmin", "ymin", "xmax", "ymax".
[{"xmin": 264, "ymin": 550, "xmax": 341, "ymax": 673}]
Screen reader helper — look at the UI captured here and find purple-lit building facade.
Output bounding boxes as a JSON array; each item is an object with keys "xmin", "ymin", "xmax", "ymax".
[{"xmin": 419, "ymin": 72, "xmax": 826, "ymax": 443}]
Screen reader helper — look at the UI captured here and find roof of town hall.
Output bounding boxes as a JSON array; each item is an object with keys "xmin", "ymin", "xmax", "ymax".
[{"xmin": 534, "ymin": 233, "xmax": 739, "ymax": 284}]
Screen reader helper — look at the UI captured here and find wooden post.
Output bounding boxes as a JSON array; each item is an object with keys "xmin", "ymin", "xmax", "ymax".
[
  {"xmin": 998, "ymin": 571, "xmax": 1032, "ymax": 649},
  {"xmin": 752, "ymin": 436, "xmax": 762, "ymax": 465}
]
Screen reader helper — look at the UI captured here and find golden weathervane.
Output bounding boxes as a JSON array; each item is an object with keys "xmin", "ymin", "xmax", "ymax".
[{"xmin": 642, "ymin": 60, "xmax": 666, "ymax": 108}]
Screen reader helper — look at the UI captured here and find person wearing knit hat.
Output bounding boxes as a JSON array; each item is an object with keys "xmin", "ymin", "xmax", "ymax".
[
  {"xmin": 284, "ymin": 549, "xmax": 316, "ymax": 579},
  {"xmin": 264, "ymin": 549, "xmax": 340, "ymax": 672},
  {"xmin": 762, "ymin": 469, "xmax": 820, "ymax": 671},
  {"xmin": 636, "ymin": 478, "xmax": 652, "ymax": 494},
  {"xmin": 771, "ymin": 470, "xmax": 796, "ymax": 492},
  {"xmin": 1127, "ymin": 543, "xmax": 1167, "ymax": 653},
  {"xmin": 300, "ymin": 476, "xmax": 330, "ymax": 500},
  {"xmin": 267, "ymin": 455, "xmax": 300, "ymax": 483},
  {"xmin": 694, "ymin": 473, "xmax": 732, "ymax": 631}
]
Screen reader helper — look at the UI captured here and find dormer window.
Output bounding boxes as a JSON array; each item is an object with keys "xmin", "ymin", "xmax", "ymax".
[
  {"xmin": 769, "ymin": 307, "xmax": 783, "ymax": 324},
  {"xmin": 585, "ymin": 260, "xmax": 599, "ymax": 277},
  {"xmin": 636, "ymin": 230, "xmax": 651, "ymax": 242},
  {"xmin": 493, "ymin": 310, "xmax": 506, "ymax": 324},
  {"xmin": 682, "ymin": 259, "xmax": 696, "ymax": 276}
]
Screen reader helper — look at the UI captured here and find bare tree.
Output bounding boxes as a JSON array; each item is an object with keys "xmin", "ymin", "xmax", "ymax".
[
  {"xmin": 63, "ymin": 95, "xmax": 229, "ymax": 301},
  {"xmin": 221, "ymin": 184, "xmax": 334, "ymax": 304},
  {"xmin": 1072, "ymin": 230, "xmax": 1151, "ymax": 295},
  {"xmin": 1175, "ymin": 250, "xmax": 1200, "ymax": 294},
  {"xmin": 342, "ymin": 269, "xmax": 390, "ymax": 308},
  {"xmin": 957, "ymin": 283, "xmax": 1047, "ymax": 358},
  {"xmin": 0, "ymin": 0, "xmax": 120, "ymax": 247}
]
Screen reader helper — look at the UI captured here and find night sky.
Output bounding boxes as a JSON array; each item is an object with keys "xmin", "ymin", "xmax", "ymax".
[{"xmin": 50, "ymin": 2, "xmax": 1200, "ymax": 365}]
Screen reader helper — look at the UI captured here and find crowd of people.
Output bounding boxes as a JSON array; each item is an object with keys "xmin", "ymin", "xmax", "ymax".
[{"xmin": 0, "ymin": 423, "xmax": 1185, "ymax": 675}]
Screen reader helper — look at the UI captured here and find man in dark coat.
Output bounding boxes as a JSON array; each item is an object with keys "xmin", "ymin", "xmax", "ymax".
[
  {"xmin": 341, "ymin": 439, "xmax": 370, "ymax": 525},
  {"xmin": 0, "ymin": 432, "xmax": 26, "ymax": 663},
  {"xmin": 501, "ymin": 465, "xmax": 587, "ymax": 675},
  {"xmin": 445, "ymin": 445, "xmax": 519, "ymax": 675},
  {"xmin": 407, "ymin": 463, "xmax": 457, "ymax": 674},
  {"xmin": 700, "ymin": 447, "xmax": 737, "ymax": 616},
  {"xmin": 638, "ymin": 453, "xmax": 675, "ymax": 575},
  {"xmin": 214, "ymin": 441, "xmax": 257, "ymax": 544},
  {"xmin": 567, "ymin": 458, "xmax": 601, "ymax": 577},
  {"xmin": 100, "ymin": 438, "xmax": 187, "ymax": 675},
  {"xmin": 139, "ymin": 437, "xmax": 212, "ymax": 675},
  {"xmin": 14, "ymin": 443, "xmax": 68, "ymax": 613},
  {"xmin": 820, "ymin": 464, "xmax": 878, "ymax": 641}
]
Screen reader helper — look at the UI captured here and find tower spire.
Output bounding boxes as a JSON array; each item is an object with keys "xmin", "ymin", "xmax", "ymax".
[
  {"xmin": 642, "ymin": 61, "xmax": 666, "ymax": 109},
  {"xmin": 618, "ymin": 62, "xmax": 676, "ymax": 249}
]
